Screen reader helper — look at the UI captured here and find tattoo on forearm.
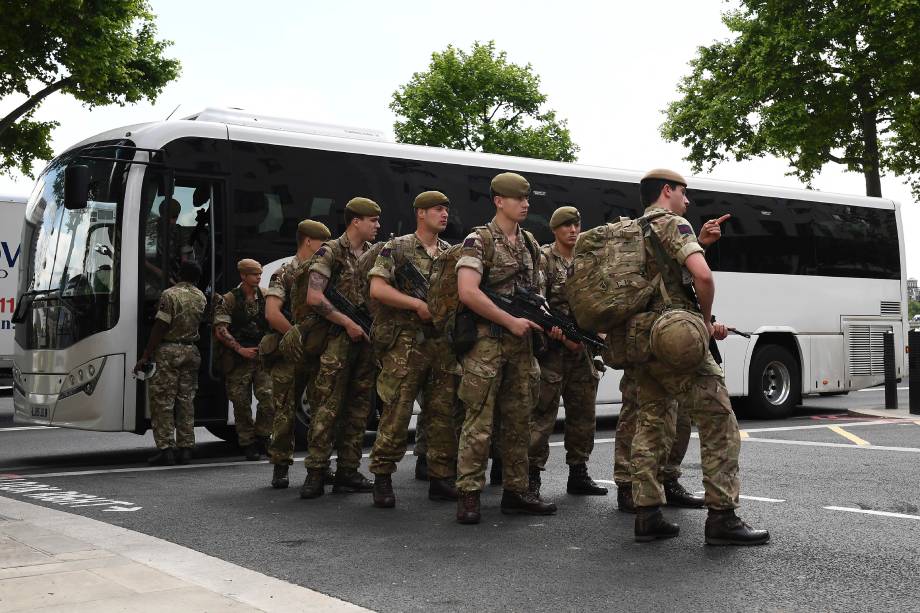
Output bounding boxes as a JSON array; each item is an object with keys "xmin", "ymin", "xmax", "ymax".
[
  {"xmin": 314, "ymin": 298, "xmax": 337, "ymax": 318},
  {"xmin": 308, "ymin": 272, "xmax": 328, "ymax": 292},
  {"xmin": 216, "ymin": 325, "xmax": 241, "ymax": 352}
]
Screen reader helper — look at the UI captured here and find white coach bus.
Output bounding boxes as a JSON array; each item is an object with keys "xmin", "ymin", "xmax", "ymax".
[{"xmin": 11, "ymin": 108, "xmax": 906, "ymax": 438}]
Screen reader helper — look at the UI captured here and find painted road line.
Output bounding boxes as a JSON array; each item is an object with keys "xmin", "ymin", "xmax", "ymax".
[
  {"xmin": 824, "ymin": 506, "xmax": 920, "ymax": 521},
  {"xmin": 595, "ymin": 480, "xmax": 617, "ymax": 485},
  {"xmin": 856, "ymin": 386, "xmax": 909, "ymax": 392},
  {"xmin": 828, "ymin": 426, "xmax": 871, "ymax": 446},
  {"xmin": 742, "ymin": 437, "xmax": 920, "ymax": 453},
  {"xmin": 0, "ymin": 476, "xmax": 142, "ymax": 512},
  {"xmin": 739, "ymin": 431, "xmax": 750, "ymax": 439},
  {"xmin": 693, "ymin": 491, "xmax": 785, "ymax": 503},
  {"xmin": 741, "ymin": 419, "xmax": 907, "ymax": 434},
  {"xmin": 0, "ymin": 425, "xmax": 58, "ymax": 432}
]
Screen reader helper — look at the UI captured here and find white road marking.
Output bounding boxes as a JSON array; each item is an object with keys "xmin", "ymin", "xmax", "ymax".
[
  {"xmin": 0, "ymin": 425, "xmax": 58, "ymax": 432},
  {"xmin": 741, "ymin": 437, "xmax": 920, "ymax": 453},
  {"xmin": 824, "ymin": 506, "xmax": 920, "ymax": 521},
  {"xmin": 855, "ymin": 386, "xmax": 909, "ymax": 392},
  {"xmin": 595, "ymin": 480, "xmax": 617, "ymax": 485},
  {"xmin": 740, "ymin": 419, "xmax": 909, "ymax": 434},
  {"xmin": 740, "ymin": 495, "xmax": 786, "ymax": 503},
  {"xmin": 0, "ymin": 476, "xmax": 141, "ymax": 512}
]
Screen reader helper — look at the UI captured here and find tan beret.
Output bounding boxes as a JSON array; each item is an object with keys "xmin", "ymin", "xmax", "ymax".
[
  {"xmin": 237, "ymin": 258, "xmax": 262, "ymax": 275},
  {"xmin": 413, "ymin": 190, "xmax": 450, "ymax": 209},
  {"xmin": 491, "ymin": 172, "xmax": 530, "ymax": 198},
  {"xmin": 345, "ymin": 197, "xmax": 381, "ymax": 216},
  {"xmin": 641, "ymin": 168, "xmax": 687, "ymax": 186},
  {"xmin": 297, "ymin": 219, "xmax": 331, "ymax": 240},
  {"xmin": 550, "ymin": 206, "xmax": 581, "ymax": 229}
]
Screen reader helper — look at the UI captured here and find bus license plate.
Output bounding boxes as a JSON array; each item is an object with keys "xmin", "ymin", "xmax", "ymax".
[{"xmin": 31, "ymin": 407, "xmax": 48, "ymax": 419}]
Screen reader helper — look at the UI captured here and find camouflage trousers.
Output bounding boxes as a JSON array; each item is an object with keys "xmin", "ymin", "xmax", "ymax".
[
  {"xmin": 456, "ymin": 329, "xmax": 540, "ymax": 494},
  {"xmin": 226, "ymin": 354, "xmax": 275, "ymax": 447},
  {"xmin": 529, "ymin": 345, "xmax": 600, "ymax": 471},
  {"xmin": 268, "ymin": 356, "xmax": 318, "ymax": 466},
  {"xmin": 369, "ymin": 331, "xmax": 461, "ymax": 479},
  {"xmin": 304, "ymin": 332, "xmax": 375, "ymax": 474},
  {"xmin": 149, "ymin": 343, "xmax": 200, "ymax": 449},
  {"xmin": 613, "ymin": 369, "xmax": 691, "ymax": 486},
  {"xmin": 630, "ymin": 354, "xmax": 740, "ymax": 510}
]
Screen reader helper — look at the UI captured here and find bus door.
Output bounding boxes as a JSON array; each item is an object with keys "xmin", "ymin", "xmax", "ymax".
[{"xmin": 139, "ymin": 174, "xmax": 226, "ymax": 426}]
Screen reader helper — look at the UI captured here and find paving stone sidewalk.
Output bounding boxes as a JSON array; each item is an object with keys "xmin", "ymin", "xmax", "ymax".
[{"xmin": 0, "ymin": 495, "xmax": 369, "ymax": 612}]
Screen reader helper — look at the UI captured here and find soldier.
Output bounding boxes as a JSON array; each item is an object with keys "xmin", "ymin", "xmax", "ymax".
[
  {"xmin": 454, "ymin": 171, "xmax": 557, "ymax": 524},
  {"xmin": 629, "ymin": 168, "xmax": 769, "ymax": 545},
  {"xmin": 614, "ymin": 215, "xmax": 730, "ymax": 512},
  {"xmin": 528, "ymin": 206, "xmax": 607, "ymax": 497},
  {"xmin": 265, "ymin": 219, "xmax": 332, "ymax": 489},
  {"xmin": 134, "ymin": 261, "xmax": 207, "ymax": 466},
  {"xmin": 299, "ymin": 197, "xmax": 381, "ymax": 498},
  {"xmin": 367, "ymin": 190, "xmax": 461, "ymax": 507},
  {"xmin": 214, "ymin": 259, "xmax": 274, "ymax": 461}
]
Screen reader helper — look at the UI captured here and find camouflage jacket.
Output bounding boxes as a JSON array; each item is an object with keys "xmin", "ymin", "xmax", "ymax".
[
  {"xmin": 156, "ymin": 282, "xmax": 207, "ymax": 343},
  {"xmin": 642, "ymin": 206, "xmax": 705, "ymax": 313},
  {"xmin": 540, "ymin": 243, "xmax": 573, "ymax": 317},
  {"xmin": 213, "ymin": 286, "xmax": 268, "ymax": 347},
  {"xmin": 456, "ymin": 219, "xmax": 541, "ymax": 295},
  {"xmin": 368, "ymin": 233, "xmax": 450, "ymax": 330},
  {"xmin": 309, "ymin": 232, "xmax": 372, "ymax": 305}
]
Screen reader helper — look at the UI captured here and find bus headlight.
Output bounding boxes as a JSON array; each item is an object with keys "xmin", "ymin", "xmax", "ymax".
[{"xmin": 59, "ymin": 357, "xmax": 107, "ymax": 400}]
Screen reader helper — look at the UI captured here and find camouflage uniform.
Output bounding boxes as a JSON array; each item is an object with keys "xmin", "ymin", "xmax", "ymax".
[
  {"xmin": 630, "ymin": 206, "xmax": 740, "ymax": 510},
  {"xmin": 367, "ymin": 234, "xmax": 462, "ymax": 479},
  {"xmin": 265, "ymin": 254, "xmax": 314, "ymax": 466},
  {"xmin": 529, "ymin": 243, "xmax": 600, "ymax": 470},
  {"xmin": 613, "ymin": 368, "xmax": 691, "ymax": 486},
  {"xmin": 304, "ymin": 233, "xmax": 376, "ymax": 475},
  {"xmin": 214, "ymin": 287, "xmax": 274, "ymax": 447},
  {"xmin": 455, "ymin": 220, "xmax": 542, "ymax": 494},
  {"xmin": 148, "ymin": 282, "xmax": 207, "ymax": 449}
]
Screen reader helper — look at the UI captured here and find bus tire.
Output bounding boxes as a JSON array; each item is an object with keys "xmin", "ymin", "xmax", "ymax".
[{"xmin": 747, "ymin": 345, "xmax": 800, "ymax": 419}]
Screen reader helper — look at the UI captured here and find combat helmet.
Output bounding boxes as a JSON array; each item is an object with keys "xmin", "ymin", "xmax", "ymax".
[{"xmin": 650, "ymin": 309, "xmax": 708, "ymax": 372}]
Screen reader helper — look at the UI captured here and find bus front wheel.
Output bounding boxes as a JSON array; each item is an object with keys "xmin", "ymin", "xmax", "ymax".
[{"xmin": 746, "ymin": 345, "xmax": 800, "ymax": 419}]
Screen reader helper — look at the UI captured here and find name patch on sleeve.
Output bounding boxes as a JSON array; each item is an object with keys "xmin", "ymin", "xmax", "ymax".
[
  {"xmin": 463, "ymin": 237, "xmax": 477, "ymax": 248},
  {"xmin": 677, "ymin": 224, "xmax": 693, "ymax": 235}
]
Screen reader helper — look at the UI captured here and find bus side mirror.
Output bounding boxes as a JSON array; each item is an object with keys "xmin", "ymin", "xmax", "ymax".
[{"xmin": 64, "ymin": 165, "xmax": 90, "ymax": 210}]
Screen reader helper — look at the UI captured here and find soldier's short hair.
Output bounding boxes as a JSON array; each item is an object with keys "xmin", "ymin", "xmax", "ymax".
[
  {"xmin": 640, "ymin": 178, "xmax": 683, "ymax": 206},
  {"xmin": 179, "ymin": 261, "xmax": 201, "ymax": 283}
]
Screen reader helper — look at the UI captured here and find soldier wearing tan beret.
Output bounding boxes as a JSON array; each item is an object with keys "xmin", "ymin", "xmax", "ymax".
[{"xmin": 214, "ymin": 258, "xmax": 274, "ymax": 461}]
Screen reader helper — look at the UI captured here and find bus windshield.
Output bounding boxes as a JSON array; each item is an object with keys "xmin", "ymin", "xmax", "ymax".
[{"xmin": 16, "ymin": 142, "xmax": 127, "ymax": 349}]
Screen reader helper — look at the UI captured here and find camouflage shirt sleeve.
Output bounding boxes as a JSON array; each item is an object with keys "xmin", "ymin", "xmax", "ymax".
[
  {"xmin": 367, "ymin": 238, "xmax": 398, "ymax": 283},
  {"xmin": 456, "ymin": 231, "xmax": 485, "ymax": 275},
  {"xmin": 154, "ymin": 289, "xmax": 176, "ymax": 325},
  {"xmin": 308, "ymin": 242, "xmax": 336, "ymax": 279},
  {"xmin": 653, "ymin": 214, "xmax": 704, "ymax": 266},
  {"xmin": 264, "ymin": 262, "xmax": 288, "ymax": 301},
  {"xmin": 212, "ymin": 291, "xmax": 234, "ymax": 327}
]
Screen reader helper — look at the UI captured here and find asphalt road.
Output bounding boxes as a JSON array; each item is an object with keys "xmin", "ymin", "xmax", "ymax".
[{"xmin": 1, "ymin": 387, "xmax": 918, "ymax": 612}]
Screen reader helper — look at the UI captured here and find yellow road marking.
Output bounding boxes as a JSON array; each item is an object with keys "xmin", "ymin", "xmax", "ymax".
[
  {"xmin": 829, "ymin": 426, "xmax": 871, "ymax": 447},
  {"xmin": 739, "ymin": 431, "xmax": 750, "ymax": 439}
]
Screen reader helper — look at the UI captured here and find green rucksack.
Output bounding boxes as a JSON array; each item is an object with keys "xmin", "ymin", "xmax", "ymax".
[{"xmin": 566, "ymin": 212, "xmax": 667, "ymax": 333}]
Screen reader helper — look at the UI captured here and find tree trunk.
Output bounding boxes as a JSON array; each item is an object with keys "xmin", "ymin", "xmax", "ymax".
[
  {"xmin": 0, "ymin": 77, "xmax": 72, "ymax": 139},
  {"xmin": 857, "ymin": 89, "xmax": 883, "ymax": 198}
]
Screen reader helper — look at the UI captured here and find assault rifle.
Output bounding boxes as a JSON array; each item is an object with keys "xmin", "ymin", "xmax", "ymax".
[
  {"xmin": 395, "ymin": 261, "xmax": 429, "ymax": 301},
  {"xmin": 324, "ymin": 285, "xmax": 373, "ymax": 337},
  {"xmin": 481, "ymin": 286, "xmax": 605, "ymax": 351},
  {"xmin": 709, "ymin": 315, "xmax": 752, "ymax": 364}
]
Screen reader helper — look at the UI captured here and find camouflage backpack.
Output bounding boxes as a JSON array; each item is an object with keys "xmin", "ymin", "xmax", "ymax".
[
  {"xmin": 354, "ymin": 240, "xmax": 387, "ymax": 318},
  {"xmin": 428, "ymin": 226, "xmax": 540, "ymax": 335},
  {"xmin": 565, "ymin": 211, "xmax": 667, "ymax": 333}
]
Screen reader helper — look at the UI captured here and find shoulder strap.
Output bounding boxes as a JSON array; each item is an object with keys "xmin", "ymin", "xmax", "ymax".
[
  {"xmin": 521, "ymin": 230, "xmax": 541, "ymax": 287},
  {"xmin": 473, "ymin": 226, "xmax": 494, "ymax": 283}
]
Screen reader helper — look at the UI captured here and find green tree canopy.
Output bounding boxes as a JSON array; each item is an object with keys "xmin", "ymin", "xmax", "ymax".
[
  {"xmin": 391, "ymin": 41, "xmax": 578, "ymax": 162},
  {"xmin": 0, "ymin": 0, "xmax": 181, "ymax": 176},
  {"xmin": 661, "ymin": 0, "xmax": 920, "ymax": 198}
]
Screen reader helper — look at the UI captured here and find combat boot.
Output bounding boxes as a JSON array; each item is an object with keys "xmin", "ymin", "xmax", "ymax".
[
  {"xmin": 299, "ymin": 470, "xmax": 325, "ymax": 499},
  {"xmin": 428, "ymin": 478, "xmax": 458, "ymax": 501},
  {"xmin": 372, "ymin": 474, "xmax": 395, "ymax": 508},
  {"xmin": 176, "ymin": 447, "xmax": 193, "ymax": 465},
  {"xmin": 617, "ymin": 484, "xmax": 636, "ymax": 514},
  {"xmin": 635, "ymin": 506, "xmax": 680, "ymax": 542},
  {"xmin": 705, "ymin": 510, "xmax": 770, "ymax": 546},
  {"xmin": 243, "ymin": 443, "xmax": 261, "ymax": 461},
  {"xmin": 663, "ymin": 479, "xmax": 705, "ymax": 508},
  {"xmin": 323, "ymin": 468, "xmax": 336, "ymax": 485},
  {"xmin": 271, "ymin": 464, "xmax": 290, "ymax": 489},
  {"xmin": 332, "ymin": 470, "xmax": 373, "ymax": 493},
  {"xmin": 500, "ymin": 490, "xmax": 557, "ymax": 515},
  {"xmin": 414, "ymin": 455, "xmax": 428, "ymax": 481},
  {"xmin": 456, "ymin": 490, "xmax": 481, "ymax": 524},
  {"xmin": 147, "ymin": 448, "xmax": 176, "ymax": 466},
  {"xmin": 489, "ymin": 457, "xmax": 503, "ymax": 486},
  {"xmin": 527, "ymin": 467, "xmax": 542, "ymax": 496},
  {"xmin": 566, "ymin": 463, "xmax": 609, "ymax": 496}
]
